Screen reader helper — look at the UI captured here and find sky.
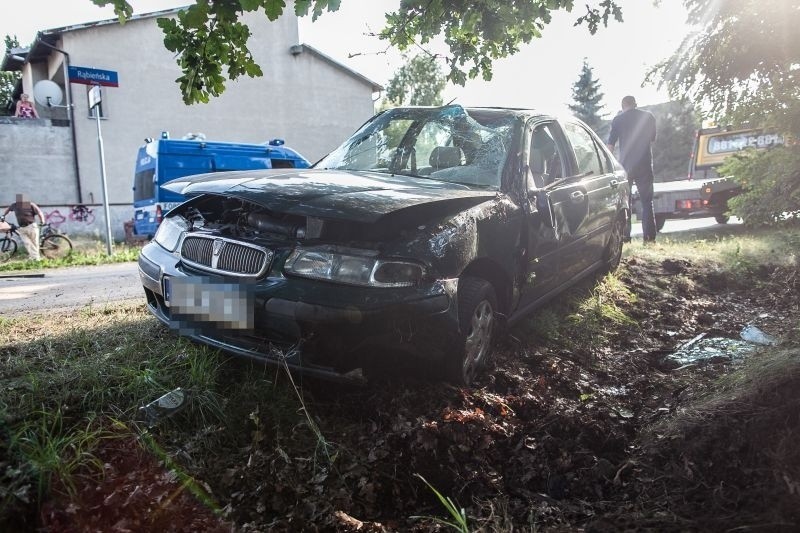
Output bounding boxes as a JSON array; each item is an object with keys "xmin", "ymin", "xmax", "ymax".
[{"xmin": 1, "ymin": 0, "xmax": 691, "ymax": 116}]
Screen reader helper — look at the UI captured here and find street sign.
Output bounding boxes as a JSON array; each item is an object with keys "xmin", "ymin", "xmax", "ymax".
[
  {"xmin": 68, "ymin": 66, "xmax": 119, "ymax": 87},
  {"xmin": 88, "ymin": 85, "xmax": 102, "ymax": 109}
]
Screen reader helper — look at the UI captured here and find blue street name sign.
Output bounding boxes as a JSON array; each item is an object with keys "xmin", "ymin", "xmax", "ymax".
[{"xmin": 68, "ymin": 66, "xmax": 119, "ymax": 87}]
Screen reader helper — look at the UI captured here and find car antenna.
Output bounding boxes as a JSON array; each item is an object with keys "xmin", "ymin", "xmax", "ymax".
[{"xmin": 444, "ymin": 97, "xmax": 458, "ymax": 105}]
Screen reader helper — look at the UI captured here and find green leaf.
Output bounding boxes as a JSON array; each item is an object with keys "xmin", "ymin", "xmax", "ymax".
[{"xmin": 264, "ymin": 0, "xmax": 287, "ymax": 20}]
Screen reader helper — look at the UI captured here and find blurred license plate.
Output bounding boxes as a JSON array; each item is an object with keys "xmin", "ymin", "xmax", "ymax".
[{"xmin": 163, "ymin": 276, "xmax": 253, "ymax": 330}]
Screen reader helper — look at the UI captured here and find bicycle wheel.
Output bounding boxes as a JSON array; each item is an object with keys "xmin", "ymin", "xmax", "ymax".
[
  {"xmin": 0, "ymin": 237, "xmax": 17, "ymax": 262},
  {"xmin": 40, "ymin": 234, "xmax": 73, "ymax": 260}
]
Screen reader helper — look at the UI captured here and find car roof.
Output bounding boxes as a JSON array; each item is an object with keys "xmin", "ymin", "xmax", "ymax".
[{"xmin": 389, "ymin": 105, "xmax": 552, "ymax": 122}]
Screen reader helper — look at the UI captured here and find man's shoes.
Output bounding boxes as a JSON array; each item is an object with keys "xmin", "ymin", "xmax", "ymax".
[
  {"xmin": 643, "ymin": 237, "xmax": 656, "ymax": 245},
  {"xmin": 622, "ymin": 236, "xmax": 632, "ymax": 243}
]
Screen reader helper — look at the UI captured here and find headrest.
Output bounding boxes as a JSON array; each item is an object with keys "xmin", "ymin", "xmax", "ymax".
[{"xmin": 429, "ymin": 146, "xmax": 462, "ymax": 169}]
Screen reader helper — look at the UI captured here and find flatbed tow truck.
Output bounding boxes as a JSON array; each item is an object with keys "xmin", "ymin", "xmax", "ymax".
[{"xmin": 634, "ymin": 126, "xmax": 785, "ymax": 230}]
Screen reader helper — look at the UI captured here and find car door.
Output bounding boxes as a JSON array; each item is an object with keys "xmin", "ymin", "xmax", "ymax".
[
  {"xmin": 516, "ymin": 120, "xmax": 577, "ymax": 310},
  {"xmin": 560, "ymin": 121, "xmax": 619, "ymax": 273}
]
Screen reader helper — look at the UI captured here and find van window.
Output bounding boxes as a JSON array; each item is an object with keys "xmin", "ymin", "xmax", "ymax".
[
  {"xmin": 271, "ymin": 159, "xmax": 296, "ymax": 169},
  {"xmin": 134, "ymin": 168, "xmax": 155, "ymax": 202}
]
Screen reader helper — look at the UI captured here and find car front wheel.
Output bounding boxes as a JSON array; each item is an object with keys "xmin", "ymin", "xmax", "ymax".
[{"xmin": 445, "ymin": 277, "xmax": 498, "ymax": 386}]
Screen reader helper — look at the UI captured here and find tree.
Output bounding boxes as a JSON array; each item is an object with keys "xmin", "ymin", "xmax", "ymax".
[
  {"xmin": 384, "ymin": 54, "xmax": 447, "ymax": 107},
  {"xmin": 0, "ymin": 35, "xmax": 21, "ymax": 116},
  {"xmin": 93, "ymin": 0, "xmax": 623, "ymax": 105},
  {"xmin": 649, "ymin": 0, "xmax": 800, "ymax": 134},
  {"xmin": 650, "ymin": 0, "xmax": 800, "ymax": 225},
  {"xmin": 568, "ymin": 60, "xmax": 605, "ymax": 134}
]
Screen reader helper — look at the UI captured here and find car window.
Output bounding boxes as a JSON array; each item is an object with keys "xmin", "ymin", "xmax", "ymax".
[
  {"xmin": 563, "ymin": 122, "xmax": 603, "ymax": 177},
  {"xmin": 316, "ymin": 106, "xmax": 515, "ymax": 189},
  {"xmin": 528, "ymin": 122, "xmax": 565, "ymax": 188},
  {"xmin": 413, "ymin": 121, "xmax": 454, "ymax": 169}
]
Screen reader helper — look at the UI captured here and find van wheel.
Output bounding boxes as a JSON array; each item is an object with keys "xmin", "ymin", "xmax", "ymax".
[
  {"xmin": 445, "ymin": 278, "xmax": 497, "ymax": 386},
  {"xmin": 655, "ymin": 215, "xmax": 666, "ymax": 232},
  {"xmin": 714, "ymin": 215, "xmax": 730, "ymax": 224}
]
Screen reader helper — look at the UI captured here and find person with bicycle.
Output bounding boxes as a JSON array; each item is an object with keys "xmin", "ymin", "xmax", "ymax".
[{"xmin": 2, "ymin": 193, "xmax": 45, "ymax": 260}]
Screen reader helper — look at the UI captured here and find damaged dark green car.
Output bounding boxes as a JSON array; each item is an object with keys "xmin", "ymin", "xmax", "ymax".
[{"xmin": 138, "ymin": 106, "xmax": 628, "ymax": 385}]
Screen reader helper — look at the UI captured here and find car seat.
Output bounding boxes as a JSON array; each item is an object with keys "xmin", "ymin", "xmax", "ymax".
[{"xmin": 429, "ymin": 146, "xmax": 462, "ymax": 171}]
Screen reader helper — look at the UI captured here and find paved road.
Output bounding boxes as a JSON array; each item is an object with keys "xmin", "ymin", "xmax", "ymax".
[{"xmin": 0, "ymin": 262, "xmax": 142, "ymax": 317}]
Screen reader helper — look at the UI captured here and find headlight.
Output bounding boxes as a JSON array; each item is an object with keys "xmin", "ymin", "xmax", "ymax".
[
  {"xmin": 284, "ymin": 247, "xmax": 424, "ymax": 288},
  {"xmin": 154, "ymin": 215, "xmax": 189, "ymax": 252}
]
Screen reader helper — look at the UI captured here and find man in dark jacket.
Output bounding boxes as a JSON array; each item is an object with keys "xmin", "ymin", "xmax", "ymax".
[{"xmin": 607, "ymin": 95, "xmax": 657, "ymax": 242}]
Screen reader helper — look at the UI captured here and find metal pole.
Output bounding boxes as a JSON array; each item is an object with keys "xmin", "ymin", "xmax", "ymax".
[{"xmin": 95, "ymin": 105, "xmax": 113, "ymax": 255}]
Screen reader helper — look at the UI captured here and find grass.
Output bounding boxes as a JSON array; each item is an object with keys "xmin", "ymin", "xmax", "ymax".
[
  {"xmin": 0, "ymin": 242, "xmax": 140, "ymax": 272},
  {"xmin": 625, "ymin": 223, "xmax": 800, "ymax": 270},
  {"xmin": 0, "ymin": 303, "xmax": 307, "ymax": 523}
]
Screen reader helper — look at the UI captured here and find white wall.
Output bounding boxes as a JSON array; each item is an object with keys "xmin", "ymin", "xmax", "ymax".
[
  {"xmin": 61, "ymin": 11, "xmax": 377, "ymax": 207},
  {"xmin": 0, "ymin": 118, "xmax": 77, "ymax": 206}
]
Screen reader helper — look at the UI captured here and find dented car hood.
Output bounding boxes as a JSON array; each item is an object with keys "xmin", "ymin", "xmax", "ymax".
[{"xmin": 163, "ymin": 169, "xmax": 497, "ymax": 223}]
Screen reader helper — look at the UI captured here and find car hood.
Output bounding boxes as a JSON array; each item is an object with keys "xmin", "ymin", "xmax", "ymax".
[{"xmin": 163, "ymin": 169, "xmax": 497, "ymax": 223}]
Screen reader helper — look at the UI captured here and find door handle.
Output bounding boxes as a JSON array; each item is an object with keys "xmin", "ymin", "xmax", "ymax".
[
  {"xmin": 570, "ymin": 190, "xmax": 585, "ymax": 203},
  {"xmin": 609, "ymin": 179, "xmax": 619, "ymax": 189}
]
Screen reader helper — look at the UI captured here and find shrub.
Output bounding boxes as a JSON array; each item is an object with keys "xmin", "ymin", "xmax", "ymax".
[{"xmin": 724, "ymin": 145, "xmax": 800, "ymax": 226}]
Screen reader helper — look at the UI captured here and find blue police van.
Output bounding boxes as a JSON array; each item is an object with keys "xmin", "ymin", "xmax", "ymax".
[{"xmin": 132, "ymin": 133, "xmax": 310, "ymax": 237}]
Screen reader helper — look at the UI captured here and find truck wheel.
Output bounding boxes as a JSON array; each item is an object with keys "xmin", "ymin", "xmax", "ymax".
[
  {"xmin": 445, "ymin": 277, "xmax": 497, "ymax": 386},
  {"xmin": 655, "ymin": 215, "xmax": 666, "ymax": 232},
  {"xmin": 714, "ymin": 215, "xmax": 730, "ymax": 225}
]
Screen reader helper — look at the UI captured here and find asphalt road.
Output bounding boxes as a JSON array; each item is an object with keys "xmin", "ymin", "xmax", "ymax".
[{"xmin": 0, "ymin": 262, "xmax": 142, "ymax": 317}]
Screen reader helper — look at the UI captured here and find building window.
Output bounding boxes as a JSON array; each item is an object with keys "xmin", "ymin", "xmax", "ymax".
[{"xmin": 87, "ymin": 86, "xmax": 108, "ymax": 118}]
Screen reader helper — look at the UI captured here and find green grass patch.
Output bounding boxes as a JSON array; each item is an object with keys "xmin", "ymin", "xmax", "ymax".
[
  {"xmin": 0, "ymin": 244, "xmax": 140, "ymax": 272},
  {"xmin": 0, "ymin": 303, "xmax": 306, "ymax": 522}
]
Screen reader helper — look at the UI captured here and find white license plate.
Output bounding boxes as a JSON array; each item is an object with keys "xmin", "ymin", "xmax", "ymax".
[{"xmin": 163, "ymin": 276, "xmax": 253, "ymax": 330}]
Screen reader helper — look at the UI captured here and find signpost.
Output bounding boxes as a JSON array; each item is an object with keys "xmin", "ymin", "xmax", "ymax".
[{"xmin": 89, "ymin": 84, "xmax": 114, "ymax": 255}]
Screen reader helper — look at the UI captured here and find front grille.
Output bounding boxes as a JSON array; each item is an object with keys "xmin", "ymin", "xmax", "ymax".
[{"xmin": 180, "ymin": 235, "xmax": 272, "ymax": 277}]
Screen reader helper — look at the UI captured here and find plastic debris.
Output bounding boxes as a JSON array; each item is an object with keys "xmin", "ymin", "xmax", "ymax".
[
  {"xmin": 740, "ymin": 324, "xmax": 779, "ymax": 346},
  {"xmin": 138, "ymin": 388, "xmax": 189, "ymax": 427},
  {"xmin": 668, "ymin": 335, "xmax": 756, "ymax": 366}
]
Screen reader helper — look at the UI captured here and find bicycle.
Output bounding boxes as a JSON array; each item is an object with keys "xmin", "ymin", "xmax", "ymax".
[{"xmin": 0, "ymin": 220, "xmax": 73, "ymax": 262}]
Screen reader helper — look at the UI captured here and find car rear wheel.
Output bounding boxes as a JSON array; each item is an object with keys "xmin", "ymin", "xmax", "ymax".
[
  {"xmin": 655, "ymin": 215, "xmax": 666, "ymax": 231},
  {"xmin": 445, "ymin": 277, "xmax": 497, "ymax": 386},
  {"xmin": 714, "ymin": 215, "xmax": 730, "ymax": 224},
  {"xmin": 602, "ymin": 215, "xmax": 625, "ymax": 273}
]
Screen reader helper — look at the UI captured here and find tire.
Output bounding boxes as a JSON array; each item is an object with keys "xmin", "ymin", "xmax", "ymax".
[
  {"xmin": 714, "ymin": 215, "xmax": 730, "ymax": 225},
  {"xmin": 445, "ymin": 277, "xmax": 498, "ymax": 386},
  {"xmin": 40, "ymin": 234, "xmax": 73, "ymax": 260},
  {"xmin": 655, "ymin": 215, "xmax": 666, "ymax": 232},
  {"xmin": 0, "ymin": 237, "xmax": 17, "ymax": 263},
  {"xmin": 602, "ymin": 215, "xmax": 625, "ymax": 273}
]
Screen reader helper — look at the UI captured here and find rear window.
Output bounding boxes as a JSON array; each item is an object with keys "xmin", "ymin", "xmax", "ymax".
[{"xmin": 134, "ymin": 169, "xmax": 155, "ymax": 202}]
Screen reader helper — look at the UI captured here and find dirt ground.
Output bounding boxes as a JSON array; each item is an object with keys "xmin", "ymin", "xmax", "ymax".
[{"xmin": 38, "ymin": 253, "xmax": 800, "ymax": 531}]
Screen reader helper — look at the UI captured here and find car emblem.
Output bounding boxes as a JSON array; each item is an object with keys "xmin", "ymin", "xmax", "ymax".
[
  {"xmin": 212, "ymin": 239, "xmax": 226, "ymax": 257},
  {"xmin": 211, "ymin": 239, "xmax": 225, "ymax": 269}
]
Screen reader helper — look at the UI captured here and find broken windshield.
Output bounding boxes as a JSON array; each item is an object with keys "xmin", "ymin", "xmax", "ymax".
[{"xmin": 316, "ymin": 106, "xmax": 516, "ymax": 189}]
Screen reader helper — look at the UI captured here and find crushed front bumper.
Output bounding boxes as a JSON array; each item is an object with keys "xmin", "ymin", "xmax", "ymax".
[{"xmin": 138, "ymin": 242, "xmax": 459, "ymax": 381}]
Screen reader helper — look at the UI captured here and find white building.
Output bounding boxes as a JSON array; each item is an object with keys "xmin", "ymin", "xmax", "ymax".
[{"xmin": 1, "ymin": 7, "xmax": 380, "ymax": 237}]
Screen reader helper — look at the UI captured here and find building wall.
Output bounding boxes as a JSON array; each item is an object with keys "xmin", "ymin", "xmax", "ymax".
[
  {"xmin": 0, "ymin": 118, "xmax": 76, "ymax": 207},
  {"xmin": 60, "ymin": 11, "xmax": 376, "ymax": 208}
]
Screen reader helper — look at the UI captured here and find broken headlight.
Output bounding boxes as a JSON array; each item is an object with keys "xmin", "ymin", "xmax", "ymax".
[
  {"xmin": 154, "ymin": 215, "xmax": 189, "ymax": 252},
  {"xmin": 284, "ymin": 247, "xmax": 423, "ymax": 288}
]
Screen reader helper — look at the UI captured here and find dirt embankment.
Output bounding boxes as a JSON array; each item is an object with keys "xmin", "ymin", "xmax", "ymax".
[{"xmin": 36, "ymin": 255, "xmax": 800, "ymax": 531}]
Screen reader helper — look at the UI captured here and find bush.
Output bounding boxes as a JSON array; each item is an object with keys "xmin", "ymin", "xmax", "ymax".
[{"xmin": 724, "ymin": 145, "xmax": 800, "ymax": 225}]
